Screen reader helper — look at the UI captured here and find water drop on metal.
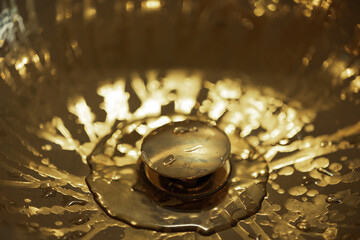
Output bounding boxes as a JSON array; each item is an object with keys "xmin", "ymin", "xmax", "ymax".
[{"xmin": 162, "ymin": 155, "xmax": 176, "ymax": 166}]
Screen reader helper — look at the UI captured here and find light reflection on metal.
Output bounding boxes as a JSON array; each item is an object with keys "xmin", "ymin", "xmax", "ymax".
[
  {"xmin": 68, "ymin": 97, "xmax": 97, "ymax": 141},
  {"xmin": 83, "ymin": 0, "xmax": 97, "ymax": 21},
  {"xmin": 141, "ymin": 120, "xmax": 231, "ymax": 179},
  {"xmin": 13, "ymin": 70, "xmax": 355, "ymax": 238},
  {"xmin": 141, "ymin": 0, "xmax": 161, "ymax": 10},
  {"xmin": 0, "ymin": 0, "xmax": 359, "ymax": 239},
  {"xmin": 126, "ymin": 1, "xmax": 135, "ymax": 12},
  {"xmin": 97, "ymin": 80, "xmax": 130, "ymax": 123}
]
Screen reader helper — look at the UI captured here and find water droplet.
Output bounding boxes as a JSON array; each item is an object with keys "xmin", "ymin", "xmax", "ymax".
[
  {"xmin": 73, "ymin": 231, "xmax": 86, "ymax": 237},
  {"xmin": 288, "ymin": 186, "xmax": 307, "ymax": 196},
  {"xmin": 326, "ymin": 196, "xmax": 342, "ymax": 204},
  {"xmin": 277, "ymin": 189, "xmax": 285, "ymax": 194},
  {"xmin": 296, "ymin": 221, "xmax": 311, "ymax": 232},
  {"xmin": 41, "ymin": 144, "xmax": 53, "ymax": 151},
  {"xmin": 62, "ymin": 195, "xmax": 87, "ymax": 206},
  {"xmin": 55, "ymin": 221, "xmax": 63, "ymax": 226},
  {"xmin": 320, "ymin": 140, "xmax": 332, "ymax": 147},
  {"xmin": 70, "ymin": 216, "xmax": 89, "ymax": 225},
  {"xmin": 173, "ymin": 126, "xmax": 198, "ymax": 134},
  {"xmin": 163, "ymin": 155, "xmax": 176, "ymax": 166},
  {"xmin": 183, "ymin": 145, "xmax": 202, "ymax": 152},
  {"xmin": 306, "ymin": 189, "xmax": 319, "ymax": 197},
  {"xmin": 231, "ymin": 176, "xmax": 241, "ymax": 183},
  {"xmin": 41, "ymin": 158, "xmax": 50, "ymax": 165},
  {"xmin": 278, "ymin": 166, "xmax": 294, "ymax": 176},
  {"xmin": 40, "ymin": 184, "xmax": 57, "ymax": 198},
  {"xmin": 251, "ymin": 172, "xmax": 259, "ymax": 178},
  {"xmin": 317, "ymin": 168, "xmax": 334, "ymax": 177},
  {"xmin": 302, "ymin": 176, "xmax": 317, "ymax": 185}
]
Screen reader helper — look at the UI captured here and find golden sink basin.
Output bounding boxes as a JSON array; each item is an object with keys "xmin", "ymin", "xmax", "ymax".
[{"xmin": 0, "ymin": 0, "xmax": 359, "ymax": 239}]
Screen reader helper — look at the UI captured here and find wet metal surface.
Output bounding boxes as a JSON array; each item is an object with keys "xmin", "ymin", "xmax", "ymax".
[
  {"xmin": 85, "ymin": 118, "xmax": 267, "ymax": 235},
  {"xmin": 141, "ymin": 120, "xmax": 231, "ymax": 179},
  {"xmin": 0, "ymin": 0, "xmax": 360, "ymax": 239}
]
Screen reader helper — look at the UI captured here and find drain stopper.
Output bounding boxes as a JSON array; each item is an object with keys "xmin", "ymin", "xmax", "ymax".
[{"xmin": 140, "ymin": 120, "xmax": 231, "ymax": 199}]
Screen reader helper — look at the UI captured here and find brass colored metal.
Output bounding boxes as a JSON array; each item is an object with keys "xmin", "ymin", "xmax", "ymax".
[
  {"xmin": 86, "ymin": 125, "xmax": 268, "ymax": 234},
  {"xmin": 141, "ymin": 120, "xmax": 231, "ymax": 180},
  {"xmin": 143, "ymin": 159, "xmax": 231, "ymax": 200},
  {"xmin": 1, "ymin": 0, "xmax": 360, "ymax": 239}
]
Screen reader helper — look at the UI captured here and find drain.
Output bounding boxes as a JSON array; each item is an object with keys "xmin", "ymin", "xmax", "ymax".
[{"xmin": 86, "ymin": 118, "xmax": 268, "ymax": 235}]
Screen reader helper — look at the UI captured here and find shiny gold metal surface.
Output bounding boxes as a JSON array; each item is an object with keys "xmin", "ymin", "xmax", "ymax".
[
  {"xmin": 0, "ymin": 0, "xmax": 360, "ymax": 239},
  {"xmin": 141, "ymin": 120, "xmax": 231, "ymax": 180}
]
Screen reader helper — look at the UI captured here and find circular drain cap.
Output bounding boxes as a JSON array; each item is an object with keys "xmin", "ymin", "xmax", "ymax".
[
  {"xmin": 141, "ymin": 120, "xmax": 231, "ymax": 180},
  {"xmin": 86, "ymin": 118, "xmax": 268, "ymax": 235}
]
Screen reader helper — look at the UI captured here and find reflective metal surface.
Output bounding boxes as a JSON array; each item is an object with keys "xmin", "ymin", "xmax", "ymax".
[
  {"xmin": 141, "ymin": 120, "xmax": 231, "ymax": 179},
  {"xmin": 0, "ymin": 0, "xmax": 360, "ymax": 239}
]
